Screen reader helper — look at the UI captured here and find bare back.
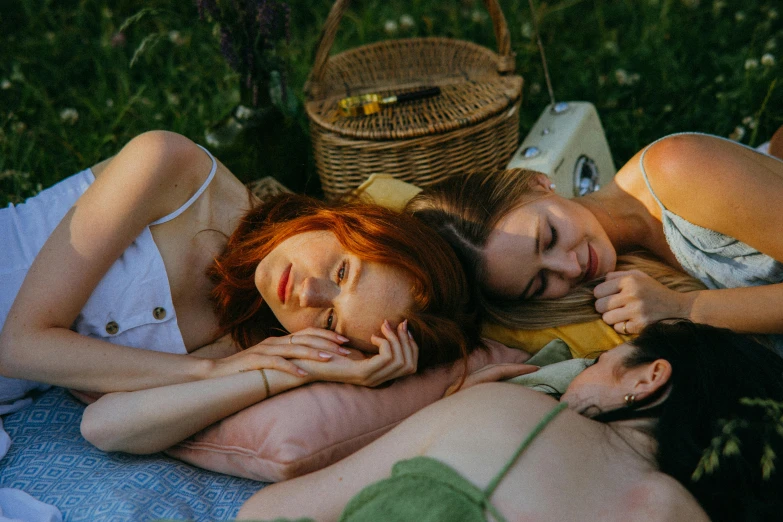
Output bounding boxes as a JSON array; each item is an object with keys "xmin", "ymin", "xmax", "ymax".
[{"xmin": 239, "ymin": 383, "xmax": 708, "ymax": 521}]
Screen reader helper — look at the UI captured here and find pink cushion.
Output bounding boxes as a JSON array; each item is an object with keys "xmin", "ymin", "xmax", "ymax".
[{"xmin": 164, "ymin": 339, "xmax": 528, "ymax": 482}]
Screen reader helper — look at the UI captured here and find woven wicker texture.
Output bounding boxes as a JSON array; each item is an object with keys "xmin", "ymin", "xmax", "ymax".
[{"xmin": 306, "ymin": 0, "xmax": 523, "ymax": 199}]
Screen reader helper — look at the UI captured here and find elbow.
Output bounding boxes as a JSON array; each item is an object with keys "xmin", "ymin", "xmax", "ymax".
[
  {"xmin": 80, "ymin": 404, "xmax": 122, "ymax": 453},
  {"xmin": 81, "ymin": 398, "xmax": 152, "ymax": 454},
  {"xmin": 0, "ymin": 326, "xmax": 26, "ymax": 379}
]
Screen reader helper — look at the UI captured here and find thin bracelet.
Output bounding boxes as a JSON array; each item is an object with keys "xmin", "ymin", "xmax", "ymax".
[{"xmin": 259, "ymin": 369, "xmax": 271, "ymax": 398}]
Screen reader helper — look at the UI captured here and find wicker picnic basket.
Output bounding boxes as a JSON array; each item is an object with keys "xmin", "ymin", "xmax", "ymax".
[{"xmin": 305, "ymin": 0, "xmax": 524, "ymax": 199}]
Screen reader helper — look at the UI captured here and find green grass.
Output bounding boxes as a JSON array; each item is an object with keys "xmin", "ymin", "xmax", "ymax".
[{"xmin": 1, "ymin": 0, "xmax": 781, "ymax": 205}]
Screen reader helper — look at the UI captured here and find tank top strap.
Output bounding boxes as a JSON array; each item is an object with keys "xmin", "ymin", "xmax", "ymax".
[
  {"xmin": 483, "ymin": 401, "xmax": 569, "ymax": 499},
  {"xmin": 150, "ymin": 144, "xmax": 218, "ymax": 226}
]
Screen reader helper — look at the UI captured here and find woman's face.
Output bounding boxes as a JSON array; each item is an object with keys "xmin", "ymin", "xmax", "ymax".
[
  {"xmin": 482, "ymin": 190, "xmax": 616, "ymax": 300},
  {"xmin": 256, "ymin": 230, "xmax": 414, "ymax": 352},
  {"xmin": 560, "ymin": 343, "xmax": 640, "ymax": 414}
]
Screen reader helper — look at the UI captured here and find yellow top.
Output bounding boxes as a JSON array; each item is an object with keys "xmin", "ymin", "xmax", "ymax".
[{"xmin": 482, "ymin": 320, "xmax": 634, "ymax": 359}]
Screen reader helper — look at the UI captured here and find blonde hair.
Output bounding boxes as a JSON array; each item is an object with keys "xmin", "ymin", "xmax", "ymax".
[{"xmin": 407, "ymin": 169, "xmax": 706, "ymax": 329}]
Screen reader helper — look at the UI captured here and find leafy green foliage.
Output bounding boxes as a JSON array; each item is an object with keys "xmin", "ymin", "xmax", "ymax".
[{"xmin": 1, "ymin": 0, "xmax": 781, "ymax": 204}]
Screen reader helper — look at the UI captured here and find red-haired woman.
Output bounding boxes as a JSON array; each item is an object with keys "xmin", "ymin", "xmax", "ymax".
[{"xmin": 0, "ymin": 131, "xmax": 478, "ymax": 452}]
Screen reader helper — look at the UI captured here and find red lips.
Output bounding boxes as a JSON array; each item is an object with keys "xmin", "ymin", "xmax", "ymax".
[
  {"xmin": 277, "ymin": 264, "xmax": 292, "ymax": 304},
  {"xmin": 584, "ymin": 244, "xmax": 599, "ymax": 282}
]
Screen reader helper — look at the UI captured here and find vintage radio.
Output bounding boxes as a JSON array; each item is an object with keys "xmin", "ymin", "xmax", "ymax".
[{"xmin": 506, "ymin": 101, "xmax": 616, "ymax": 197}]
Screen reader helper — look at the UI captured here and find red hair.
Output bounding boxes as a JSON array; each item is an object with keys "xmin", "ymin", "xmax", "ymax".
[{"xmin": 208, "ymin": 194, "xmax": 480, "ymax": 371}]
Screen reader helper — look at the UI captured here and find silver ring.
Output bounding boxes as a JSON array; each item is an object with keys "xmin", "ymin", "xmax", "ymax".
[
  {"xmin": 621, "ymin": 321, "xmax": 629, "ymax": 335},
  {"xmin": 289, "ymin": 335, "xmax": 295, "ymax": 344}
]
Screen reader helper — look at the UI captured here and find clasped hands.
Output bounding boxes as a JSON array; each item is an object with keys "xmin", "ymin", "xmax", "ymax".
[{"xmin": 209, "ymin": 320, "xmax": 418, "ymax": 388}]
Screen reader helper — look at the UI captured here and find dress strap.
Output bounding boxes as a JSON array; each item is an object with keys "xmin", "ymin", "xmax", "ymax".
[
  {"xmin": 483, "ymin": 401, "xmax": 568, "ymax": 499},
  {"xmin": 150, "ymin": 144, "xmax": 218, "ymax": 226}
]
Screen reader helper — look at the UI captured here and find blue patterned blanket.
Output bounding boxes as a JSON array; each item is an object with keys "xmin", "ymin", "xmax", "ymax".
[{"xmin": 0, "ymin": 387, "xmax": 265, "ymax": 521}]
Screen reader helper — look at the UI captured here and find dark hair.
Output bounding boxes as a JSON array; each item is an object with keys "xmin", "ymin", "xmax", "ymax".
[
  {"xmin": 621, "ymin": 321, "xmax": 783, "ymax": 521},
  {"xmin": 208, "ymin": 193, "xmax": 481, "ymax": 371}
]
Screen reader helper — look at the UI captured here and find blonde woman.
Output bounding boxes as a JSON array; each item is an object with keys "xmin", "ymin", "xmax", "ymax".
[{"xmin": 408, "ymin": 129, "xmax": 783, "ymax": 354}]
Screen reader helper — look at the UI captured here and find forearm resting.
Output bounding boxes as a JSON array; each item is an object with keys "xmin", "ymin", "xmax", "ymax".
[
  {"xmin": 684, "ymin": 284, "xmax": 783, "ymax": 334},
  {"xmin": 0, "ymin": 325, "xmax": 211, "ymax": 392},
  {"xmin": 81, "ymin": 368, "xmax": 308, "ymax": 454}
]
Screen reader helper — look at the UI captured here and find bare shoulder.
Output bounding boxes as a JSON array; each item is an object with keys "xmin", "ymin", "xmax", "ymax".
[
  {"xmin": 621, "ymin": 473, "xmax": 709, "ymax": 522},
  {"xmin": 639, "ymin": 133, "xmax": 783, "ymax": 258},
  {"xmin": 87, "ymin": 130, "xmax": 219, "ymax": 223}
]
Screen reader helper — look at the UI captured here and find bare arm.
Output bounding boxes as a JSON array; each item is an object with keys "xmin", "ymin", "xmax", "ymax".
[
  {"xmin": 0, "ymin": 131, "xmax": 226, "ymax": 392},
  {"xmin": 597, "ymin": 134, "xmax": 783, "ymax": 334},
  {"xmin": 80, "ymin": 322, "xmax": 418, "ymax": 453},
  {"xmin": 81, "ymin": 366, "xmax": 308, "ymax": 454}
]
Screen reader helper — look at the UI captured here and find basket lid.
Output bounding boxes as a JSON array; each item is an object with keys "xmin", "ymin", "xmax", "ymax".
[{"xmin": 306, "ymin": 38, "xmax": 523, "ymax": 141}]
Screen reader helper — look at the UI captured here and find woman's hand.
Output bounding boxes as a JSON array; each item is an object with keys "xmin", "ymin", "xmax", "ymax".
[
  {"xmin": 593, "ymin": 270, "xmax": 692, "ymax": 334},
  {"xmin": 206, "ymin": 328, "xmax": 351, "ymax": 380},
  {"xmin": 443, "ymin": 363, "xmax": 539, "ymax": 397},
  {"xmin": 294, "ymin": 319, "xmax": 418, "ymax": 387}
]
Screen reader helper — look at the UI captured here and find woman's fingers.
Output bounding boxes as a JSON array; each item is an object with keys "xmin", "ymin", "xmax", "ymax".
[
  {"xmin": 363, "ymin": 320, "xmax": 417, "ymax": 386},
  {"xmin": 259, "ymin": 330, "xmax": 351, "ymax": 356},
  {"xmin": 593, "ymin": 277, "xmax": 622, "ymax": 300}
]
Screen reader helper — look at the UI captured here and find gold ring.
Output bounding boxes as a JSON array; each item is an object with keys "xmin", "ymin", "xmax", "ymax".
[{"xmin": 621, "ymin": 321, "xmax": 629, "ymax": 335}]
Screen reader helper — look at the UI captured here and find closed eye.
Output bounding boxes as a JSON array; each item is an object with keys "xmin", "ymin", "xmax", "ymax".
[{"xmin": 546, "ymin": 224, "xmax": 557, "ymax": 251}]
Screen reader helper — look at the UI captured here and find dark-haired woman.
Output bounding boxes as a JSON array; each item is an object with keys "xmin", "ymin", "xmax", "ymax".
[
  {"xmin": 0, "ymin": 131, "xmax": 478, "ymax": 449},
  {"xmin": 408, "ymin": 130, "xmax": 783, "ymax": 355},
  {"xmin": 239, "ymin": 321, "xmax": 783, "ymax": 522}
]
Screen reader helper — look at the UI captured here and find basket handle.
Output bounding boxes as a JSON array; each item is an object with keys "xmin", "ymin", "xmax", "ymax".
[{"xmin": 306, "ymin": 0, "xmax": 515, "ymax": 97}]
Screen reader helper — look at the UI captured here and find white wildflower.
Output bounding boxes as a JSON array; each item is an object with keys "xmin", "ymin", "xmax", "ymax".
[
  {"xmin": 59, "ymin": 108, "xmax": 79, "ymax": 125},
  {"xmin": 663, "ymin": 104, "xmax": 673, "ymax": 112},
  {"xmin": 106, "ymin": 98, "xmax": 114, "ymax": 108},
  {"xmin": 529, "ymin": 82, "xmax": 541, "ymax": 95},
  {"xmin": 744, "ymin": 58, "xmax": 759, "ymax": 70},
  {"xmin": 742, "ymin": 116, "xmax": 758, "ymax": 130},
  {"xmin": 735, "ymin": 11, "xmax": 745, "ymax": 22},
  {"xmin": 603, "ymin": 41, "xmax": 619, "ymax": 55},
  {"xmin": 729, "ymin": 125, "xmax": 745, "ymax": 141},
  {"xmin": 761, "ymin": 53, "xmax": 776, "ymax": 67},
  {"xmin": 399, "ymin": 14, "xmax": 415, "ymax": 30},
  {"xmin": 166, "ymin": 92, "xmax": 180, "ymax": 106},
  {"xmin": 521, "ymin": 22, "xmax": 533, "ymax": 39},
  {"xmin": 384, "ymin": 20, "xmax": 398, "ymax": 35},
  {"xmin": 615, "ymin": 68, "xmax": 629, "ymax": 85},
  {"xmin": 235, "ymin": 105, "xmax": 254, "ymax": 119},
  {"xmin": 1, "ymin": 79, "xmax": 11, "ymax": 90},
  {"xmin": 168, "ymin": 30, "xmax": 184, "ymax": 46},
  {"xmin": 471, "ymin": 9, "xmax": 487, "ymax": 23}
]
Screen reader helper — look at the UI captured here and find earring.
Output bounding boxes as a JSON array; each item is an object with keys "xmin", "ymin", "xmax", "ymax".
[
  {"xmin": 549, "ymin": 183, "xmax": 556, "ymax": 190},
  {"xmin": 624, "ymin": 393, "xmax": 636, "ymax": 406}
]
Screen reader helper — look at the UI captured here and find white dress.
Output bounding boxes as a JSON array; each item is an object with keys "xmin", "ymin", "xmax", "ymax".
[{"xmin": 0, "ymin": 145, "xmax": 217, "ymax": 415}]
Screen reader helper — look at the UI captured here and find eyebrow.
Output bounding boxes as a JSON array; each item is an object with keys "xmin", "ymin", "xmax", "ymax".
[
  {"xmin": 518, "ymin": 216, "xmax": 541, "ymax": 300},
  {"xmin": 336, "ymin": 259, "xmax": 363, "ymax": 336}
]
